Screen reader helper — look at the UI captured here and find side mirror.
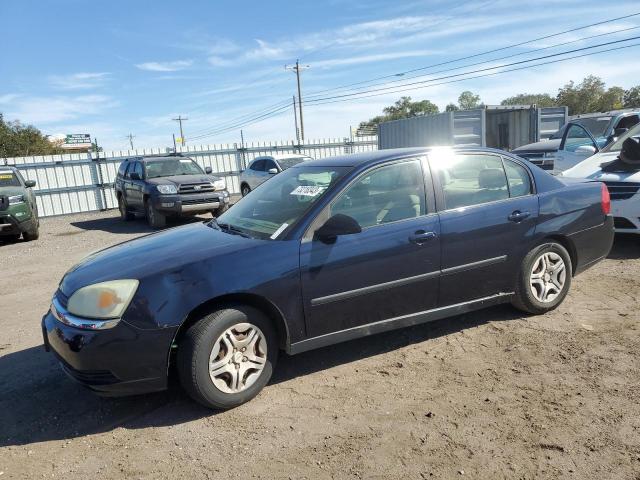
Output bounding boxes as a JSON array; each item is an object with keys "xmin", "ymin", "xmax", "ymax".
[
  {"xmin": 24, "ymin": 180, "xmax": 36, "ymax": 188},
  {"xmin": 574, "ymin": 145, "xmax": 597, "ymax": 156},
  {"xmin": 267, "ymin": 168, "xmax": 279, "ymax": 174},
  {"xmin": 130, "ymin": 172, "xmax": 141, "ymax": 181},
  {"xmin": 205, "ymin": 166, "xmax": 213, "ymax": 174},
  {"xmin": 315, "ymin": 214, "xmax": 361, "ymax": 243}
]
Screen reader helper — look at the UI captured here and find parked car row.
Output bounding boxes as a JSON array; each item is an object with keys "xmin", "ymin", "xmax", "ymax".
[
  {"xmin": 513, "ymin": 110, "xmax": 640, "ymax": 171},
  {"xmin": 42, "ymin": 145, "xmax": 614, "ymax": 409}
]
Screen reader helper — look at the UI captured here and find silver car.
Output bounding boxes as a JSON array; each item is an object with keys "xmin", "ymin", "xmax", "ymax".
[{"xmin": 239, "ymin": 154, "xmax": 313, "ymax": 196}]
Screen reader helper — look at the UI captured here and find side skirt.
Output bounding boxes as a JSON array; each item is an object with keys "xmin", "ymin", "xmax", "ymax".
[{"xmin": 288, "ymin": 292, "xmax": 514, "ymax": 355}]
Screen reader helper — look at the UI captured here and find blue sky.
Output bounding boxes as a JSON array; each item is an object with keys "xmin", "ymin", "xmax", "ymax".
[{"xmin": 2, "ymin": 0, "xmax": 640, "ymax": 150}]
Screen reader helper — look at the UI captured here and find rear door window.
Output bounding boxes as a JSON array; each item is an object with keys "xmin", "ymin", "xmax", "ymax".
[{"xmin": 503, "ymin": 159, "xmax": 532, "ymax": 197}]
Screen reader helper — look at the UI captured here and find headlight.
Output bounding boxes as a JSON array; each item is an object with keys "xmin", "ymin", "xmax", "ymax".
[
  {"xmin": 8, "ymin": 195, "xmax": 25, "ymax": 205},
  {"xmin": 67, "ymin": 279, "xmax": 139, "ymax": 320},
  {"xmin": 156, "ymin": 184, "xmax": 178, "ymax": 194},
  {"xmin": 212, "ymin": 179, "xmax": 226, "ymax": 191}
]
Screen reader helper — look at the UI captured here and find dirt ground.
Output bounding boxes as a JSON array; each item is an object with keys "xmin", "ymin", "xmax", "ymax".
[{"xmin": 0, "ymin": 210, "xmax": 639, "ymax": 480}]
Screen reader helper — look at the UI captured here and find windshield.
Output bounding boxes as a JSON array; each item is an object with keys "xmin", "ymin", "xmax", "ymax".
[
  {"xmin": 601, "ymin": 123, "xmax": 640, "ymax": 153},
  {"xmin": 216, "ymin": 165, "xmax": 350, "ymax": 240},
  {"xmin": 145, "ymin": 158, "xmax": 204, "ymax": 178},
  {"xmin": 277, "ymin": 156, "xmax": 313, "ymax": 170},
  {"xmin": 573, "ymin": 116, "xmax": 613, "ymax": 138},
  {"xmin": 0, "ymin": 171, "xmax": 21, "ymax": 187}
]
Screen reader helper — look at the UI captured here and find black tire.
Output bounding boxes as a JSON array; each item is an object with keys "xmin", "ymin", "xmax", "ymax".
[
  {"xmin": 211, "ymin": 204, "xmax": 228, "ymax": 218},
  {"xmin": 177, "ymin": 306, "xmax": 278, "ymax": 409},
  {"xmin": 241, "ymin": 184, "xmax": 251, "ymax": 197},
  {"xmin": 1, "ymin": 234, "xmax": 21, "ymax": 243},
  {"xmin": 145, "ymin": 199, "xmax": 166, "ymax": 229},
  {"xmin": 22, "ymin": 219, "xmax": 39, "ymax": 242},
  {"xmin": 512, "ymin": 242, "xmax": 572, "ymax": 315},
  {"xmin": 118, "ymin": 195, "xmax": 135, "ymax": 221}
]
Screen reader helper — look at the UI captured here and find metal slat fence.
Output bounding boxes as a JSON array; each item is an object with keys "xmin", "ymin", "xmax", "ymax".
[{"xmin": 2, "ymin": 137, "xmax": 377, "ymax": 217}]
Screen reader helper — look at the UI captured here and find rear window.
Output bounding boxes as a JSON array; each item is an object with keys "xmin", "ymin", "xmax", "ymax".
[{"xmin": 0, "ymin": 171, "xmax": 21, "ymax": 187}]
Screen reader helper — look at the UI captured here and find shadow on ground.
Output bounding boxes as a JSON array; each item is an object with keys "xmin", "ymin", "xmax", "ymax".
[
  {"xmin": 608, "ymin": 234, "xmax": 639, "ymax": 260},
  {"xmin": 0, "ymin": 304, "xmax": 520, "ymax": 448},
  {"xmin": 69, "ymin": 214, "xmax": 209, "ymax": 235}
]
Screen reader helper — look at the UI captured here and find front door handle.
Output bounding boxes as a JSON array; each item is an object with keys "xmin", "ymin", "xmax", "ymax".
[
  {"xmin": 508, "ymin": 210, "xmax": 531, "ymax": 223},
  {"xmin": 409, "ymin": 230, "xmax": 437, "ymax": 245}
]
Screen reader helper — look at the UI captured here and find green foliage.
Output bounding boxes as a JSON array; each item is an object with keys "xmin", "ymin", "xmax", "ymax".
[
  {"xmin": 0, "ymin": 114, "xmax": 63, "ymax": 157},
  {"xmin": 623, "ymin": 86, "xmax": 640, "ymax": 108},
  {"xmin": 359, "ymin": 96, "xmax": 439, "ymax": 129},
  {"xmin": 500, "ymin": 93, "xmax": 557, "ymax": 107},
  {"xmin": 457, "ymin": 91, "xmax": 482, "ymax": 110},
  {"xmin": 556, "ymin": 75, "xmax": 625, "ymax": 115},
  {"xmin": 445, "ymin": 103, "xmax": 459, "ymax": 112}
]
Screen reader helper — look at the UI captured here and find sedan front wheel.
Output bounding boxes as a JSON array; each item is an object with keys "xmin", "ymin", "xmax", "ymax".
[{"xmin": 177, "ymin": 306, "xmax": 278, "ymax": 409}]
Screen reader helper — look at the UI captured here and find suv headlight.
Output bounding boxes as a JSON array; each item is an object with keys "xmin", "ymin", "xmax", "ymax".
[
  {"xmin": 67, "ymin": 279, "xmax": 139, "ymax": 320},
  {"xmin": 212, "ymin": 179, "xmax": 226, "ymax": 191},
  {"xmin": 8, "ymin": 195, "xmax": 25, "ymax": 205},
  {"xmin": 157, "ymin": 184, "xmax": 178, "ymax": 194}
]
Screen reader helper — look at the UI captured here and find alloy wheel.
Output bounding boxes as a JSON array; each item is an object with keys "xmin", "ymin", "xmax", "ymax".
[
  {"xmin": 208, "ymin": 322, "xmax": 267, "ymax": 394},
  {"xmin": 529, "ymin": 251, "xmax": 566, "ymax": 303}
]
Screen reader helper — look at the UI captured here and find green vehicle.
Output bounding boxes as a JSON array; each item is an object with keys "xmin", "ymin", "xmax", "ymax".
[{"xmin": 0, "ymin": 166, "xmax": 40, "ymax": 242}]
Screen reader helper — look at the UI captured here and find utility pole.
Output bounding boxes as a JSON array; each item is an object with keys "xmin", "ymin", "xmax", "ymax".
[
  {"xmin": 126, "ymin": 133, "xmax": 135, "ymax": 149},
  {"xmin": 292, "ymin": 95, "xmax": 300, "ymax": 145},
  {"xmin": 172, "ymin": 115, "xmax": 188, "ymax": 146},
  {"xmin": 285, "ymin": 60, "xmax": 309, "ymax": 141}
]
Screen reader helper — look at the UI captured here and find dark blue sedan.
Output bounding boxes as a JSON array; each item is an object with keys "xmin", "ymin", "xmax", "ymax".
[{"xmin": 42, "ymin": 147, "xmax": 614, "ymax": 409}]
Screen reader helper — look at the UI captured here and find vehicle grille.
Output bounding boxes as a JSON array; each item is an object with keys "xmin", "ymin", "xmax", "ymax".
[
  {"xmin": 603, "ymin": 181, "xmax": 640, "ymax": 200},
  {"xmin": 59, "ymin": 360, "xmax": 119, "ymax": 385},
  {"xmin": 182, "ymin": 197, "xmax": 219, "ymax": 205},
  {"xmin": 179, "ymin": 183, "xmax": 215, "ymax": 194}
]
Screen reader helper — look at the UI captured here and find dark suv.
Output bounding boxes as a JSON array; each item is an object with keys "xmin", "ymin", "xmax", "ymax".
[
  {"xmin": 115, "ymin": 155, "xmax": 230, "ymax": 228},
  {"xmin": 0, "ymin": 166, "xmax": 40, "ymax": 242}
]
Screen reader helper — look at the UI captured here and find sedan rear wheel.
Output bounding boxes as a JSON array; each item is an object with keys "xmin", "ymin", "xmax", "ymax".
[
  {"xmin": 241, "ymin": 184, "xmax": 251, "ymax": 196},
  {"xmin": 512, "ymin": 242, "xmax": 572, "ymax": 314},
  {"xmin": 177, "ymin": 306, "xmax": 278, "ymax": 409}
]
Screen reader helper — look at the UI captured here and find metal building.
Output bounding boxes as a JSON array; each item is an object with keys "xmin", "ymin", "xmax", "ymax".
[{"xmin": 378, "ymin": 105, "xmax": 568, "ymax": 151}]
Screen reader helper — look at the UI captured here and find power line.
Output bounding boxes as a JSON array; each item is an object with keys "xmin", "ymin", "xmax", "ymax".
[
  {"xmin": 306, "ymin": 41, "xmax": 640, "ymax": 107},
  {"xmin": 304, "ymin": 35, "xmax": 640, "ymax": 104},
  {"xmin": 305, "ymin": 12, "xmax": 640, "ymax": 98},
  {"xmin": 305, "ymin": 24, "xmax": 640, "ymax": 100}
]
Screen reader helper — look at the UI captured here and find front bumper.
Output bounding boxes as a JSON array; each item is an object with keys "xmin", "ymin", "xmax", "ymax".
[
  {"xmin": 153, "ymin": 190, "xmax": 230, "ymax": 215},
  {"xmin": 41, "ymin": 303, "xmax": 177, "ymax": 396},
  {"xmin": 0, "ymin": 204, "xmax": 34, "ymax": 235}
]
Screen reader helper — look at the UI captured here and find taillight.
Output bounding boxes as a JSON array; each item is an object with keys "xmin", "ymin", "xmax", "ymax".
[{"xmin": 601, "ymin": 183, "xmax": 611, "ymax": 215}]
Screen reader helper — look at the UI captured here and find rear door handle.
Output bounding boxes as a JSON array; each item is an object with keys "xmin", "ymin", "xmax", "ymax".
[
  {"xmin": 508, "ymin": 210, "xmax": 531, "ymax": 222},
  {"xmin": 409, "ymin": 230, "xmax": 437, "ymax": 245}
]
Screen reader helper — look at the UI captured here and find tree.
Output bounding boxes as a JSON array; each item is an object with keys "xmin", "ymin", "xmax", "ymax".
[
  {"xmin": 500, "ymin": 93, "xmax": 557, "ymax": 107},
  {"xmin": 0, "ymin": 115, "xmax": 63, "ymax": 157},
  {"xmin": 458, "ymin": 90, "xmax": 481, "ymax": 110},
  {"xmin": 359, "ymin": 96, "xmax": 439, "ymax": 129},
  {"xmin": 623, "ymin": 86, "xmax": 640, "ymax": 108},
  {"xmin": 445, "ymin": 103, "xmax": 459, "ymax": 112}
]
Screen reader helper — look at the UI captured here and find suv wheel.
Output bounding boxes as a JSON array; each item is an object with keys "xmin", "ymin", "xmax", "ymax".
[
  {"xmin": 22, "ymin": 219, "xmax": 40, "ymax": 242},
  {"xmin": 211, "ymin": 204, "xmax": 228, "ymax": 218},
  {"xmin": 145, "ymin": 200, "xmax": 166, "ymax": 229},
  {"xmin": 177, "ymin": 306, "xmax": 278, "ymax": 409},
  {"xmin": 118, "ymin": 196, "xmax": 135, "ymax": 221},
  {"xmin": 512, "ymin": 242, "xmax": 572, "ymax": 314}
]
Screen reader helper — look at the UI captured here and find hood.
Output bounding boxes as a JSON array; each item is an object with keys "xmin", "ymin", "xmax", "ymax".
[
  {"xmin": 512, "ymin": 139, "xmax": 561, "ymax": 153},
  {"xmin": 145, "ymin": 174, "xmax": 218, "ymax": 186},
  {"xmin": 562, "ymin": 151, "xmax": 640, "ymax": 182},
  {"xmin": 60, "ymin": 221, "xmax": 261, "ymax": 294}
]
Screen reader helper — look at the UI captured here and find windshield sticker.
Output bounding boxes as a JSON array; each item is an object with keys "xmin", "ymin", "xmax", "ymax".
[
  {"xmin": 0, "ymin": 174, "xmax": 14, "ymax": 180},
  {"xmin": 290, "ymin": 185, "xmax": 325, "ymax": 197},
  {"xmin": 179, "ymin": 159, "xmax": 192, "ymax": 164},
  {"xmin": 270, "ymin": 223, "xmax": 289, "ymax": 240}
]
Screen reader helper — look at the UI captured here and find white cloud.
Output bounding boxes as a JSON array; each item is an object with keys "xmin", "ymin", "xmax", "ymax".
[
  {"xmin": 5, "ymin": 95, "xmax": 117, "ymax": 124},
  {"xmin": 135, "ymin": 60, "xmax": 193, "ymax": 72},
  {"xmin": 48, "ymin": 72, "xmax": 110, "ymax": 90},
  {"xmin": 0, "ymin": 93, "xmax": 21, "ymax": 104}
]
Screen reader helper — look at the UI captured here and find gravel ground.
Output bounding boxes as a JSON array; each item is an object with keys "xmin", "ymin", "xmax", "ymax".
[{"xmin": 1, "ymin": 210, "xmax": 639, "ymax": 479}]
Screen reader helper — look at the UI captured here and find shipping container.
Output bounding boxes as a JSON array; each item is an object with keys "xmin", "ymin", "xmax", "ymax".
[{"xmin": 378, "ymin": 105, "xmax": 568, "ymax": 151}]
